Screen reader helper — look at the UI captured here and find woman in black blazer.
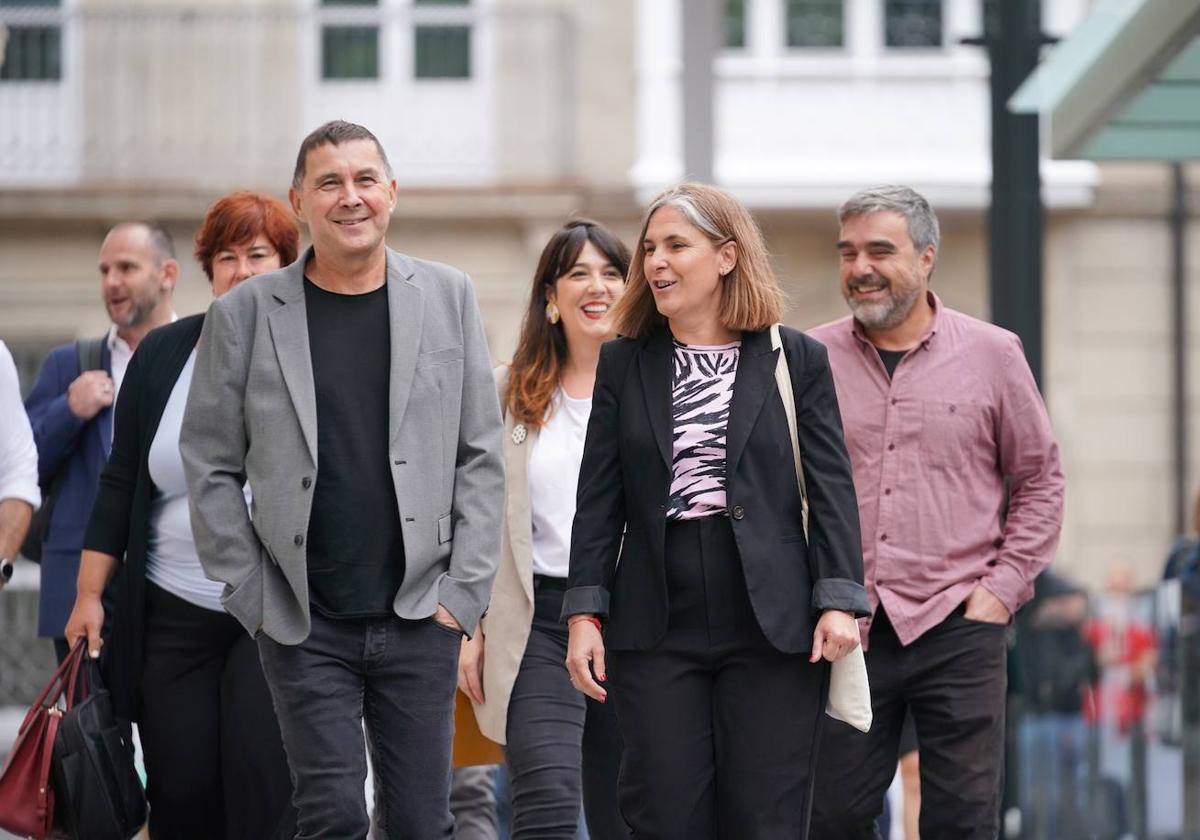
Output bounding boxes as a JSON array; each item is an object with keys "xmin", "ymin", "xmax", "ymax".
[
  {"xmin": 562, "ymin": 182, "xmax": 870, "ymax": 839},
  {"xmin": 64, "ymin": 193, "xmax": 300, "ymax": 840}
]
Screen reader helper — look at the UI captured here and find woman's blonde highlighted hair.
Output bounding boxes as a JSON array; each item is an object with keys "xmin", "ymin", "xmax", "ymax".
[{"xmin": 610, "ymin": 182, "xmax": 783, "ymax": 338}]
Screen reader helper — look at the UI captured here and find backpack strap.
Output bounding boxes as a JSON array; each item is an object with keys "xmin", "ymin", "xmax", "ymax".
[{"xmin": 75, "ymin": 336, "xmax": 106, "ymax": 373}]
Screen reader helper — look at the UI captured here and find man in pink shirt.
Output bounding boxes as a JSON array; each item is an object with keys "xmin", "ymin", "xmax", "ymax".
[{"xmin": 808, "ymin": 186, "xmax": 1064, "ymax": 839}]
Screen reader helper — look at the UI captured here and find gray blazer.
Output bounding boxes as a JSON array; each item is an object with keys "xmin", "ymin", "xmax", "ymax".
[{"xmin": 181, "ymin": 247, "xmax": 505, "ymax": 644}]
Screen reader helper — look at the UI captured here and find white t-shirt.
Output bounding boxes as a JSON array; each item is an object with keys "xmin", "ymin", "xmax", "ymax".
[
  {"xmin": 104, "ymin": 324, "xmax": 133, "ymax": 397},
  {"xmin": 145, "ymin": 349, "xmax": 245, "ymax": 611},
  {"xmin": 0, "ymin": 340, "xmax": 40, "ymax": 510},
  {"xmin": 528, "ymin": 390, "xmax": 591, "ymax": 579}
]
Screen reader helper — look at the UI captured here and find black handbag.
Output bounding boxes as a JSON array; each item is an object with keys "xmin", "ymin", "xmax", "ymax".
[{"xmin": 50, "ymin": 642, "xmax": 147, "ymax": 840}]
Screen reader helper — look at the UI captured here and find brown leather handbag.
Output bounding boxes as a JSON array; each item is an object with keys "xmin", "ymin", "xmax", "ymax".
[{"xmin": 0, "ymin": 642, "xmax": 85, "ymax": 839}]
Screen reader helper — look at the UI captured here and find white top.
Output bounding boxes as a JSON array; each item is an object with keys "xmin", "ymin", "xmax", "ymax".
[
  {"xmin": 106, "ymin": 312, "xmax": 177, "ymax": 397},
  {"xmin": 145, "ymin": 349, "xmax": 238, "ymax": 611},
  {"xmin": 104, "ymin": 324, "xmax": 133, "ymax": 396},
  {"xmin": 0, "ymin": 341, "xmax": 41, "ymax": 510},
  {"xmin": 528, "ymin": 390, "xmax": 591, "ymax": 579}
]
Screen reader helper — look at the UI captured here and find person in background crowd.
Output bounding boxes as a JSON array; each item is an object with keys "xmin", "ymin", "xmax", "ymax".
[
  {"xmin": 809, "ymin": 185, "xmax": 1066, "ymax": 839},
  {"xmin": 563, "ymin": 182, "xmax": 868, "ymax": 840},
  {"xmin": 181, "ymin": 121, "xmax": 505, "ymax": 839},
  {"xmin": 450, "ymin": 764, "xmax": 500, "ymax": 840},
  {"xmin": 64, "ymin": 192, "xmax": 300, "ymax": 839},
  {"xmin": 458, "ymin": 218, "xmax": 629, "ymax": 839},
  {"xmin": 897, "ymin": 718, "xmax": 920, "ymax": 840},
  {"xmin": 1158, "ymin": 491, "xmax": 1200, "ymax": 750},
  {"xmin": 1083, "ymin": 561, "xmax": 1157, "ymax": 839},
  {"xmin": 1016, "ymin": 571, "xmax": 1095, "ymax": 840},
  {"xmin": 0, "ymin": 339, "xmax": 40, "ymax": 590},
  {"xmin": 26, "ymin": 221, "xmax": 177, "ymax": 661}
]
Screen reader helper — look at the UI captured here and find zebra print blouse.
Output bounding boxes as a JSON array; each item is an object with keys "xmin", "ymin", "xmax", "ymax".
[{"xmin": 666, "ymin": 339, "xmax": 741, "ymax": 520}]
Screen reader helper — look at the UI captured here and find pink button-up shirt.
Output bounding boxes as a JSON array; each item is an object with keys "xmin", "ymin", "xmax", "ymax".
[{"xmin": 809, "ymin": 293, "xmax": 1065, "ymax": 646}]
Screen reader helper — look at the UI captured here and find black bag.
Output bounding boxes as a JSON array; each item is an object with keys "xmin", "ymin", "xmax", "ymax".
[
  {"xmin": 50, "ymin": 644, "xmax": 146, "ymax": 840},
  {"xmin": 20, "ymin": 338, "xmax": 106, "ymax": 563}
]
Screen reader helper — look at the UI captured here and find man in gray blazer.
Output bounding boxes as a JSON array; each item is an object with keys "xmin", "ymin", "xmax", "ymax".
[{"xmin": 181, "ymin": 120, "xmax": 505, "ymax": 839}]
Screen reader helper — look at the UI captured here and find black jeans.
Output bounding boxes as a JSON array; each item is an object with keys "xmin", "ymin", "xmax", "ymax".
[
  {"xmin": 257, "ymin": 608, "xmax": 461, "ymax": 840},
  {"xmin": 809, "ymin": 606, "xmax": 1008, "ymax": 840},
  {"xmin": 606, "ymin": 517, "xmax": 828, "ymax": 840},
  {"xmin": 504, "ymin": 577, "xmax": 627, "ymax": 840},
  {"xmin": 139, "ymin": 582, "xmax": 295, "ymax": 840}
]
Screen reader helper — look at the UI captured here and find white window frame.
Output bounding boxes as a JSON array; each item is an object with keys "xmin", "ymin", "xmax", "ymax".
[
  {"xmin": 411, "ymin": 0, "xmax": 474, "ymax": 82},
  {"xmin": 315, "ymin": 0, "xmax": 477, "ymax": 85},
  {"xmin": 718, "ymin": 0, "xmax": 989, "ymax": 80},
  {"xmin": 0, "ymin": 0, "xmax": 65, "ymax": 84}
]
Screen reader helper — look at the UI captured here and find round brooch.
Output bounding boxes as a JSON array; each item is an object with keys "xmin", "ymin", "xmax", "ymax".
[{"xmin": 511, "ymin": 424, "xmax": 527, "ymax": 445}]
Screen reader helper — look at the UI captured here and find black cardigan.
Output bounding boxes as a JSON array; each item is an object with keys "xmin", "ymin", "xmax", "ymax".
[{"xmin": 84, "ymin": 313, "xmax": 206, "ymax": 721}]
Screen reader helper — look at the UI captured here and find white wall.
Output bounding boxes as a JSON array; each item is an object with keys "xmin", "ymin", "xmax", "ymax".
[{"xmin": 634, "ymin": 0, "xmax": 1099, "ymax": 208}]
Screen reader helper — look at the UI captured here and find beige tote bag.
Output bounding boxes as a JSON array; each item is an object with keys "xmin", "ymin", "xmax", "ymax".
[{"xmin": 770, "ymin": 324, "xmax": 872, "ymax": 733}]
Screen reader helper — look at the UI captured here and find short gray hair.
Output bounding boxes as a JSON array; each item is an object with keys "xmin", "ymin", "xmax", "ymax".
[
  {"xmin": 838, "ymin": 185, "xmax": 940, "ymax": 255},
  {"xmin": 292, "ymin": 120, "xmax": 394, "ymax": 189}
]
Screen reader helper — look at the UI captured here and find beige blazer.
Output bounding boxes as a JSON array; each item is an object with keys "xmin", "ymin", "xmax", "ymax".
[{"xmin": 471, "ymin": 366, "xmax": 539, "ymax": 744}]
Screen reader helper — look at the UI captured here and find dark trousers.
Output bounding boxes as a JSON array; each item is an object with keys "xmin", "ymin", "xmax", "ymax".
[
  {"xmin": 139, "ymin": 582, "xmax": 296, "ymax": 840},
  {"xmin": 810, "ymin": 606, "xmax": 1008, "ymax": 840},
  {"xmin": 607, "ymin": 517, "xmax": 828, "ymax": 840},
  {"xmin": 504, "ymin": 577, "xmax": 627, "ymax": 840},
  {"xmin": 257, "ymin": 608, "xmax": 461, "ymax": 840}
]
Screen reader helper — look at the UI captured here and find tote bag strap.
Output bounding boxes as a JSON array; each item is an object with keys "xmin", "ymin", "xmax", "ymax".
[{"xmin": 770, "ymin": 324, "xmax": 809, "ymax": 539}]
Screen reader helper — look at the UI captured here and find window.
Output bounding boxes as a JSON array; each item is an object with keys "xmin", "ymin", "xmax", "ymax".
[
  {"xmin": 884, "ymin": 0, "xmax": 943, "ymax": 49},
  {"xmin": 414, "ymin": 0, "xmax": 470, "ymax": 79},
  {"xmin": 0, "ymin": 0, "xmax": 62, "ymax": 82},
  {"xmin": 320, "ymin": 0, "xmax": 379, "ymax": 80},
  {"xmin": 725, "ymin": 0, "xmax": 746, "ymax": 50},
  {"xmin": 786, "ymin": 0, "xmax": 843, "ymax": 49},
  {"xmin": 322, "ymin": 25, "xmax": 379, "ymax": 79},
  {"xmin": 317, "ymin": 0, "xmax": 474, "ymax": 82}
]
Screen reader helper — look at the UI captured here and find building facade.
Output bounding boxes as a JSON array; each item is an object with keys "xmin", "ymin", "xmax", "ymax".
[{"xmin": 1, "ymin": 0, "xmax": 1197, "ymax": 591}]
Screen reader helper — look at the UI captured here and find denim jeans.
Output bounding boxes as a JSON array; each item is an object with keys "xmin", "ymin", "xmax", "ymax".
[
  {"xmin": 503, "ymin": 580, "xmax": 627, "ymax": 840},
  {"xmin": 258, "ymin": 610, "xmax": 462, "ymax": 840},
  {"xmin": 1018, "ymin": 713, "xmax": 1089, "ymax": 840}
]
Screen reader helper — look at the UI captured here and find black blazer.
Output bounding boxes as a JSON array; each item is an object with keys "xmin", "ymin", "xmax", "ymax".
[
  {"xmin": 562, "ymin": 325, "xmax": 869, "ymax": 654},
  {"xmin": 84, "ymin": 313, "xmax": 206, "ymax": 721}
]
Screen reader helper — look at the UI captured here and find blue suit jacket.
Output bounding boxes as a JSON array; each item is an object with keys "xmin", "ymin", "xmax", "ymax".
[{"xmin": 24, "ymin": 341, "xmax": 113, "ymax": 638}]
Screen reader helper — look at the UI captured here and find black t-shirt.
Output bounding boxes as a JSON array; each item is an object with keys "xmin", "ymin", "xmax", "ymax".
[
  {"xmin": 303, "ymin": 278, "xmax": 406, "ymax": 617},
  {"xmin": 876, "ymin": 347, "xmax": 908, "ymax": 379}
]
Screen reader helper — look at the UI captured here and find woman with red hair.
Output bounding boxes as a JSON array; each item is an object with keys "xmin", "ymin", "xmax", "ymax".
[{"xmin": 65, "ymin": 192, "xmax": 300, "ymax": 839}]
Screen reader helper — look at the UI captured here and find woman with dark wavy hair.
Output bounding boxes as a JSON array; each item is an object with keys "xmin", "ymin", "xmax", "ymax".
[
  {"xmin": 65, "ymin": 191, "xmax": 300, "ymax": 839},
  {"xmin": 457, "ymin": 218, "xmax": 630, "ymax": 839}
]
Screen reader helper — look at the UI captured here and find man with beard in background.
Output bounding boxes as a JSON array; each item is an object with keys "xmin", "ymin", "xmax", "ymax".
[
  {"xmin": 807, "ymin": 186, "xmax": 1064, "ymax": 839},
  {"xmin": 25, "ymin": 222, "xmax": 177, "ymax": 661}
]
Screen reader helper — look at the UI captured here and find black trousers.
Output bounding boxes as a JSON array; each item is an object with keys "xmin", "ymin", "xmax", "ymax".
[
  {"xmin": 809, "ymin": 606, "xmax": 1008, "ymax": 840},
  {"xmin": 257, "ymin": 608, "xmax": 461, "ymax": 840},
  {"xmin": 504, "ymin": 577, "xmax": 627, "ymax": 840},
  {"xmin": 607, "ymin": 517, "xmax": 828, "ymax": 840},
  {"xmin": 139, "ymin": 582, "xmax": 296, "ymax": 840}
]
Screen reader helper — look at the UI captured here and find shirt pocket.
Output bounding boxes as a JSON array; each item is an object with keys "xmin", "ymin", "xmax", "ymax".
[{"xmin": 919, "ymin": 399, "xmax": 977, "ymax": 470}]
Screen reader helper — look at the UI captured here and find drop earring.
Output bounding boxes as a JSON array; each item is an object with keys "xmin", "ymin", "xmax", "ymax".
[{"xmin": 545, "ymin": 301, "xmax": 561, "ymax": 324}]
